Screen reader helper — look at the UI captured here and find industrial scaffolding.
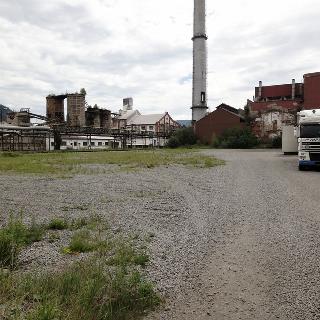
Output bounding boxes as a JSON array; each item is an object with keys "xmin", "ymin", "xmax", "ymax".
[{"xmin": 0, "ymin": 125, "xmax": 172, "ymax": 152}]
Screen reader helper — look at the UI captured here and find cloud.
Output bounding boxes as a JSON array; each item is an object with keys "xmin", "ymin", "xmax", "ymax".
[{"xmin": 0, "ymin": 0, "xmax": 320, "ymax": 119}]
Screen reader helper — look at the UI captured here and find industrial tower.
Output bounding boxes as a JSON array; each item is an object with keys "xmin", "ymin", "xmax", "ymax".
[{"xmin": 192, "ymin": 0, "xmax": 208, "ymax": 122}]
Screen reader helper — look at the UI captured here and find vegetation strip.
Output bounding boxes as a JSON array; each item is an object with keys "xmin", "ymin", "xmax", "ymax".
[{"xmin": 0, "ymin": 149, "xmax": 223, "ymax": 175}]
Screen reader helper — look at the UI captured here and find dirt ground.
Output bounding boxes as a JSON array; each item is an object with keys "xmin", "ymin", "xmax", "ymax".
[{"xmin": 1, "ymin": 149, "xmax": 320, "ymax": 319}]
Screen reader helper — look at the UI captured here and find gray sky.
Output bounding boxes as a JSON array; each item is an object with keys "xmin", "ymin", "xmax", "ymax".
[{"xmin": 0, "ymin": 0, "xmax": 319, "ymax": 119}]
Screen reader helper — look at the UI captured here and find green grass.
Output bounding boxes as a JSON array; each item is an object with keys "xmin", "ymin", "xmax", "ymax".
[
  {"xmin": 0, "ymin": 216, "xmax": 45, "ymax": 269},
  {"xmin": 65, "ymin": 230, "xmax": 97, "ymax": 253},
  {"xmin": 0, "ymin": 256, "xmax": 160, "ymax": 320},
  {"xmin": 0, "ymin": 217, "xmax": 161, "ymax": 319},
  {"xmin": 47, "ymin": 218, "xmax": 68, "ymax": 230},
  {"xmin": 107, "ymin": 240, "xmax": 150, "ymax": 268},
  {"xmin": 0, "ymin": 149, "xmax": 223, "ymax": 175}
]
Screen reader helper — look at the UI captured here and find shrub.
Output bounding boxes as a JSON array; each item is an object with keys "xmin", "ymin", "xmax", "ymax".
[
  {"xmin": 167, "ymin": 127, "xmax": 197, "ymax": 148},
  {"xmin": 48, "ymin": 218, "xmax": 68, "ymax": 230},
  {"xmin": 271, "ymin": 135, "xmax": 282, "ymax": 148},
  {"xmin": 212, "ymin": 127, "xmax": 259, "ymax": 149},
  {"xmin": 166, "ymin": 136, "xmax": 179, "ymax": 148}
]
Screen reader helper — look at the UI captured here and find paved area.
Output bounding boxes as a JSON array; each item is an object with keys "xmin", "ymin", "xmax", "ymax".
[{"xmin": 0, "ymin": 149, "xmax": 319, "ymax": 319}]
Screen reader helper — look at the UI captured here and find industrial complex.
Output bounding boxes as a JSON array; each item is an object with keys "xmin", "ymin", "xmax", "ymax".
[
  {"xmin": 1, "ymin": 0, "xmax": 320, "ymax": 155},
  {"xmin": 0, "ymin": 94, "xmax": 180, "ymax": 152}
]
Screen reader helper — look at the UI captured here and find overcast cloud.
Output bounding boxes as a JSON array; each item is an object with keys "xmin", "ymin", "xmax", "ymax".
[{"xmin": 0, "ymin": 0, "xmax": 320, "ymax": 119}]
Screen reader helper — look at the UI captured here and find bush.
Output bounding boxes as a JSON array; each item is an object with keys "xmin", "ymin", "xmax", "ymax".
[
  {"xmin": 167, "ymin": 127, "xmax": 197, "ymax": 148},
  {"xmin": 271, "ymin": 135, "xmax": 282, "ymax": 148},
  {"xmin": 213, "ymin": 127, "xmax": 259, "ymax": 149}
]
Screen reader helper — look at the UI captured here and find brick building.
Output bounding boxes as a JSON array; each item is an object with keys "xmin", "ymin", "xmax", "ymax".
[
  {"xmin": 194, "ymin": 104, "xmax": 245, "ymax": 144},
  {"xmin": 247, "ymin": 72, "xmax": 320, "ymax": 139},
  {"xmin": 248, "ymin": 72, "xmax": 320, "ymax": 113}
]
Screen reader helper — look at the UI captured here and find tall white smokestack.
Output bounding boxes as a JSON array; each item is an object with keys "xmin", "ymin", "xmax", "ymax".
[{"xmin": 192, "ymin": 0, "xmax": 208, "ymax": 122}]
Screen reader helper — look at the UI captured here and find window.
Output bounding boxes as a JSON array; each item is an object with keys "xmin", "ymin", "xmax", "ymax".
[
  {"xmin": 51, "ymin": 142, "xmax": 54, "ymax": 147},
  {"xmin": 201, "ymin": 92, "xmax": 206, "ymax": 103},
  {"xmin": 91, "ymin": 142, "xmax": 95, "ymax": 146},
  {"xmin": 74, "ymin": 142, "xmax": 77, "ymax": 146},
  {"xmin": 149, "ymin": 126, "xmax": 154, "ymax": 130},
  {"xmin": 61, "ymin": 142, "xmax": 67, "ymax": 146},
  {"xmin": 141, "ymin": 126, "xmax": 146, "ymax": 130},
  {"xmin": 83, "ymin": 142, "xmax": 88, "ymax": 146},
  {"xmin": 98, "ymin": 142, "xmax": 102, "ymax": 146}
]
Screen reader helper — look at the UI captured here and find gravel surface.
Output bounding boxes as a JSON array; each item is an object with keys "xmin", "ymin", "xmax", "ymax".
[{"xmin": 1, "ymin": 149, "xmax": 320, "ymax": 319}]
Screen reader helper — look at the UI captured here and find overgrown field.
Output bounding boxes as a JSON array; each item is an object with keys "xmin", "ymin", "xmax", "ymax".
[
  {"xmin": 0, "ymin": 149, "xmax": 224, "ymax": 175},
  {"xmin": 0, "ymin": 215, "xmax": 160, "ymax": 319}
]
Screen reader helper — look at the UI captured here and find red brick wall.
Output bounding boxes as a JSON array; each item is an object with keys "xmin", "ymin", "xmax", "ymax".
[
  {"xmin": 304, "ymin": 73, "xmax": 320, "ymax": 109},
  {"xmin": 194, "ymin": 108, "xmax": 245, "ymax": 144},
  {"xmin": 255, "ymin": 84, "xmax": 293, "ymax": 99},
  {"xmin": 250, "ymin": 100, "xmax": 301, "ymax": 112}
]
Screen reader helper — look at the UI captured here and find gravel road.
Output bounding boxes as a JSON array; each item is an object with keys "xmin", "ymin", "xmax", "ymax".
[{"xmin": 1, "ymin": 149, "xmax": 320, "ymax": 319}]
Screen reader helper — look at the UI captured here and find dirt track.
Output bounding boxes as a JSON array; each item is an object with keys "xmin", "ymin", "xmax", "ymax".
[{"xmin": 145, "ymin": 149, "xmax": 320, "ymax": 319}]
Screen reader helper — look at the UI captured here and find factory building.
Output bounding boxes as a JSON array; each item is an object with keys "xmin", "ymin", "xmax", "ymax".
[
  {"xmin": 7, "ymin": 109, "xmax": 31, "ymax": 127},
  {"xmin": 46, "ymin": 95, "xmax": 66, "ymax": 122},
  {"xmin": 85, "ymin": 106, "xmax": 111, "ymax": 129},
  {"xmin": 248, "ymin": 72, "xmax": 320, "ymax": 113},
  {"xmin": 113, "ymin": 98, "xmax": 180, "ymax": 134},
  {"xmin": 67, "ymin": 93, "xmax": 86, "ymax": 127},
  {"xmin": 194, "ymin": 104, "xmax": 245, "ymax": 144},
  {"xmin": 303, "ymin": 72, "xmax": 320, "ymax": 109},
  {"xmin": 127, "ymin": 113, "xmax": 180, "ymax": 134},
  {"xmin": 247, "ymin": 72, "xmax": 320, "ymax": 139}
]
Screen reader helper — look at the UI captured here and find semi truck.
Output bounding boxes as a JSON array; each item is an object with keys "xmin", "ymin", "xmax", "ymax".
[{"xmin": 296, "ymin": 109, "xmax": 320, "ymax": 170}]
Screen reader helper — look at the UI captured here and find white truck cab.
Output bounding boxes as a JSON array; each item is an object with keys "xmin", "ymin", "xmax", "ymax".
[{"xmin": 296, "ymin": 109, "xmax": 320, "ymax": 170}]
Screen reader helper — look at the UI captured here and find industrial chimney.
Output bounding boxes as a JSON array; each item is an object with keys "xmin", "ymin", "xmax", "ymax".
[
  {"xmin": 291, "ymin": 79, "xmax": 296, "ymax": 100},
  {"xmin": 191, "ymin": 0, "xmax": 208, "ymax": 122}
]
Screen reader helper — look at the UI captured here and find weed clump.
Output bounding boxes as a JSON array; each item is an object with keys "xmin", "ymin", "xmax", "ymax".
[
  {"xmin": 0, "ymin": 256, "xmax": 160, "ymax": 320},
  {"xmin": 48, "ymin": 218, "xmax": 68, "ymax": 230},
  {"xmin": 0, "ymin": 217, "xmax": 44, "ymax": 269},
  {"xmin": 108, "ymin": 241, "xmax": 150, "ymax": 268},
  {"xmin": 67, "ymin": 230, "xmax": 96, "ymax": 253}
]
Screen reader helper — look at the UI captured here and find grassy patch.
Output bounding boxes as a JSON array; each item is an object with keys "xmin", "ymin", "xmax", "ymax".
[
  {"xmin": 0, "ymin": 149, "xmax": 223, "ymax": 175},
  {"xmin": 0, "ymin": 256, "xmax": 160, "ymax": 320},
  {"xmin": 47, "ymin": 218, "xmax": 68, "ymax": 230},
  {"xmin": 0, "ymin": 216, "xmax": 45, "ymax": 269},
  {"xmin": 0, "ymin": 218, "xmax": 160, "ymax": 319},
  {"xmin": 107, "ymin": 240, "xmax": 150, "ymax": 268},
  {"xmin": 65, "ymin": 230, "xmax": 97, "ymax": 253}
]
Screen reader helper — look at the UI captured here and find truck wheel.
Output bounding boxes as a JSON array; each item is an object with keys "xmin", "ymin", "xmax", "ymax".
[{"xmin": 299, "ymin": 165, "xmax": 305, "ymax": 171}]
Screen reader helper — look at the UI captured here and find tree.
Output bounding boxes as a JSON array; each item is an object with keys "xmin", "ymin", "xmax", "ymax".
[
  {"xmin": 80, "ymin": 88, "xmax": 87, "ymax": 96},
  {"xmin": 212, "ymin": 127, "xmax": 258, "ymax": 149},
  {"xmin": 167, "ymin": 127, "xmax": 197, "ymax": 148}
]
